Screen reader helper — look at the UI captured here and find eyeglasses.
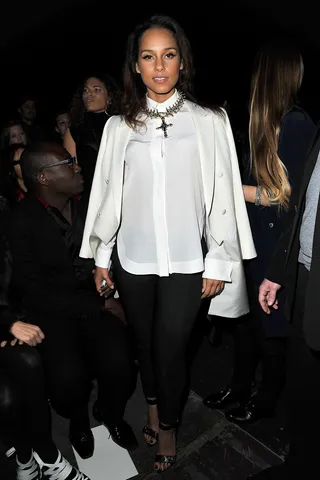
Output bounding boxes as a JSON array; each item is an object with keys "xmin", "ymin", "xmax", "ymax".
[{"xmin": 38, "ymin": 156, "xmax": 77, "ymax": 173}]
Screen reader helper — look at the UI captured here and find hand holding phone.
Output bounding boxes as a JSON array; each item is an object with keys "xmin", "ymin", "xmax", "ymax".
[
  {"xmin": 94, "ymin": 267, "xmax": 114, "ymax": 295},
  {"xmin": 100, "ymin": 280, "xmax": 115, "ymax": 299}
]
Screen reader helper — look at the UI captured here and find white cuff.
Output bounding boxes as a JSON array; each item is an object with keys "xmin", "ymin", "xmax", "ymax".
[
  {"xmin": 95, "ymin": 244, "xmax": 113, "ymax": 269},
  {"xmin": 203, "ymin": 258, "xmax": 233, "ymax": 282}
]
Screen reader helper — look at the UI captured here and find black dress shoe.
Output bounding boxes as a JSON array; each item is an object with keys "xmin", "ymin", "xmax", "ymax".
[
  {"xmin": 203, "ymin": 388, "xmax": 246, "ymax": 409},
  {"xmin": 108, "ymin": 421, "xmax": 138, "ymax": 450},
  {"xmin": 92, "ymin": 401, "xmax": 138, "ymax": 450},
  {"xmin": 226, "ymin": 400, "xmax": 275, "ymax": 424},
  {"xmin": 69, "ymin": 428, "xmax": 94, "ymax": 459}
]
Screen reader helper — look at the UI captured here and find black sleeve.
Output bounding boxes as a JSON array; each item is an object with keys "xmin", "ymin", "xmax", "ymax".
[
  {"xmin": 0, "ymin": 198, "xmax": 20, "ymax": 339},
  {"xmin": 278, "ymin": 109, "xmax": 316, "ymax": 190},
  {"xmin": 265, "ymin": 223, "xmax": 292, "ymax": 285}
]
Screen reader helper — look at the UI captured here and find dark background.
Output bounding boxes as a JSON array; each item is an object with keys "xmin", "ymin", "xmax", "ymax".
[{"xmin": 1, "ymin": 0, "xmax": 319, "ymax": 127}]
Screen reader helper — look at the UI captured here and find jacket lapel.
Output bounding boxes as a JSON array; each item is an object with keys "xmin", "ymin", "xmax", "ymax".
[{"xmin": 187, "ymin": 102, "xmax": 215, "ymax": 216}]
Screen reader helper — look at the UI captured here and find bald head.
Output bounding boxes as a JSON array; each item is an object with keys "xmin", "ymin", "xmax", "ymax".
[{"xmin": 20, "ymin": 142, "xmax": 70, "ymax": 192}]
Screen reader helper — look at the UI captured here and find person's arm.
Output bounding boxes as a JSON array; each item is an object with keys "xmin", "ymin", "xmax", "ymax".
[
  {"xmin": 258, "ymin": 223, "xmax": 291, "ymax": 314},
  {"xmin": 258, "ymin": 211, "xmax": 294, "ymax": 314},
  {"xmin": 94, "ymin": 239, "xmax": 116, "ymax": 294},
  {"xmin": 201, "ymin": 238, "xmax": 228, "ymax": 299},
  {"xmin": 243, "ymin": 185, "xmax": 271, "ymax": 206},
  {"xmin": 63, "ymin": 127, "xmax": 77, "ymax": 158}
]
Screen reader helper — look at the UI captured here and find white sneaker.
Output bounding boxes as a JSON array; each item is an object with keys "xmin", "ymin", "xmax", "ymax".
[
  {"xmin": 16, "ymin": 454, "xmax": 41, "ymax": 480},
  {"xmin": 33, "ymin": 451, "xmax": 90, "ymax": 480}
]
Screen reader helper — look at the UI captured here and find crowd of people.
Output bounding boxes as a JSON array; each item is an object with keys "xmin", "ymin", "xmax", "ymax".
[{"xmin": 0, "ymin": 12, "xmax": 319, "ymax": 480}]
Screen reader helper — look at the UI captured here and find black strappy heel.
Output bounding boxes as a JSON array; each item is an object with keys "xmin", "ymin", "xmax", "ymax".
[
  {"xmin": 142, "ymin": 398, "xmax": 159, "ymax": 446},
  {"xmin": 153, "ymin": 422, "xmax": 177, "ymax": 473}
]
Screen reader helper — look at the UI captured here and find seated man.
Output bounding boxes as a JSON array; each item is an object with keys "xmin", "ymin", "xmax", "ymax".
[
  {"xmin": 7, "ymin": 142, "xmax": 138, "ymax": 460},
  {"xmin": 0, "ymin": 193, "xmax": 89, "ymax": 479}
]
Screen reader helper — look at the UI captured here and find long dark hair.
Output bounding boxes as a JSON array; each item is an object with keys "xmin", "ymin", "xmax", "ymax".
[
  {"xmin": 0, "ymin": 143, "xmax": 25, "ymax": 205},
  {"xmin": 69, "ymin": 72, "xmax": 122, "ymax": 125},
  {"xmin": 122, "ymin": 14, "xmax": 196, "ymax": 129},
  {"xmin": 249, "ymin": 45, "xmax": 303, "ymax": 209}
]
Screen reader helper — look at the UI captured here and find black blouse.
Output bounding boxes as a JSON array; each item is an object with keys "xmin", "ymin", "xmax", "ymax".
[{"xmin": 70, "ymin": 112, "xmax": 109, "ymax": 194}]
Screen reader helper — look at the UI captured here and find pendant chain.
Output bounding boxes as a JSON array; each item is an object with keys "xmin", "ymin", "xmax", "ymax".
[{"xmin": 144, "ymin": 91, "xmax": 186, "ymax": 138}]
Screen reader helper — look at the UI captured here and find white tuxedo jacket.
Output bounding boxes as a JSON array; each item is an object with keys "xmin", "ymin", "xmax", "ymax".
[{"xmin": 80, "ymin": 102, "xmax": 256, "ymax": 318}]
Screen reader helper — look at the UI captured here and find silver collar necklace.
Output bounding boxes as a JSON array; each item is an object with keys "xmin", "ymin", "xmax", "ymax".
[{"xmin": 144, "ymin": 91, "xmax": 186, "ymax": 138}]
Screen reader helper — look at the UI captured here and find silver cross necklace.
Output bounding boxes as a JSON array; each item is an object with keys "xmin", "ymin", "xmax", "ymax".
[{"xmin": 144, "ymin": 91, "xmax": 186, "ymax": 138}]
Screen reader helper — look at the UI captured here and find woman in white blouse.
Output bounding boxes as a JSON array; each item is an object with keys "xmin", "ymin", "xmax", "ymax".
[{"xmin": 80, "ymin": 14, "xmax": 256, "ymax": 473}]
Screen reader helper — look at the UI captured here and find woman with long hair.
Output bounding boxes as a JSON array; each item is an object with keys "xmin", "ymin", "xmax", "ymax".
[
  {"xmin": 204, "ymin": 45, "xmax": 316, "ymax": 426},
  {"xmin": 0, "ymin": 121, "xmax": 29, "ymax": 204},
  {"xmin": 79, "ymin": 14, "xmax": 256, "ymax": 472},
  {"xmin": 64, "ymin": 72, "xmax": 122, "ymax": 201}
]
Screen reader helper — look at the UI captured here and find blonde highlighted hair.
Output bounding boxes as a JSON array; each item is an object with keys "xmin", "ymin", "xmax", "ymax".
[{"xmin": 249, "ymin": 46, "xmax": 304, "ymax": 209}]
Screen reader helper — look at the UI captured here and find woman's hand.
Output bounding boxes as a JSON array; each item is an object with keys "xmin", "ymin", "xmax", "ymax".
[
  {"xmin": 3, "ymin": 321, "xmax": 45, "ymax": 347},
  {"xmin": 94, "ymin": 267, "xmax": 114, "ymax": 296},
  {"xmin": 201, "ymin": 278, "xmax": 225, "ymax": 299}
]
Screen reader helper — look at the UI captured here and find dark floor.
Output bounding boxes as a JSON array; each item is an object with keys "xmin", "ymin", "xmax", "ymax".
[{"xmin": 0, "ymin": 327, "xmax": 289, "ymax": 479}]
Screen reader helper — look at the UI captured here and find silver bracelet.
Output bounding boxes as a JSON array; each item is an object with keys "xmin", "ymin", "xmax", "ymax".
[{"xmin": 255, "ymin": 185, "xmax": 262, "ymax": 206}]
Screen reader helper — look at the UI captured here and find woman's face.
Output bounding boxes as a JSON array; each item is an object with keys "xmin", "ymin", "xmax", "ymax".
[
  {"xmin": 9, "ymin": 125, "xmax": 27, "ymax": 146},
  {"xmin": 136, "ymin": 27, "xmax": 183, "ymax": 103},
  {"xmin": 82, "ymin": 77, "xmax": 109, "ymax": 113}
]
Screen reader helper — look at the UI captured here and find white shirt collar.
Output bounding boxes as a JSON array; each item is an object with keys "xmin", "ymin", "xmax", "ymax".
[{"xmin": 146, "ymin": 89, "xmax": 179, "ymax": 113}]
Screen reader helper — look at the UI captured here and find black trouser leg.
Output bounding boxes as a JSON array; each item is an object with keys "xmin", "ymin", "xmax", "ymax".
[
  {"xmin": 39, "ymin": 309, "xmax": 136, "ymax": 427},
  {"xmin": 82, "ymin": 310, "xmax": 137, "ymax": 425},
  {"xmin": 254, "ymin": 337, "xmax": 287, "ymax": 410},
  {"xmin": 230, "ymin": 313, "xmax": 260, "ymax": 401},
  {"xmin": 112, "ymin": 249, "xmax": 158, "ymax": 401},
  {"xmin": 38, "ymin": 320, "xmax": 92, "ymax": 426},
  {"xmin": 285, "ymin": 264, "xmax": 320, "ymax": 477},
  {"xmin": 0, "ymin": 345, "xmax": 56, "ymax": 462},
  {"xmin": 154, "ymin": 273, "xmax": 203, "ymax": 424},
  {"xmin": 112, "ymin": 249, "xmax": 203, "ymax": 425}
]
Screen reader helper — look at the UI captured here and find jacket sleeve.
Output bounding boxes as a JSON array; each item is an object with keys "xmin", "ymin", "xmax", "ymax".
[
  {"xmin": 0, "ymin": 307, "xmax": 15, "ymax": 340},
  {"xmin": 203, "ymin": 111, "xmax": 256, "ymax": 280},
  {"xmin": 80, "ymin": 117, "xmax": 116, "ymax": 260},
  {"xmin": 278, "ymin": 109, "xmax": 316, "ymax": 191},
  {"xmin": 266, "ymin": 179, "xmax": 302, "ymax": 285}
]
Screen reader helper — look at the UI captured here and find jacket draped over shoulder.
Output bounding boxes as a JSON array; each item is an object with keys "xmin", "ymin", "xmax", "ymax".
[{"xmin": 80, "ymin": 102, "xmax": 256, "ymax": 318}]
